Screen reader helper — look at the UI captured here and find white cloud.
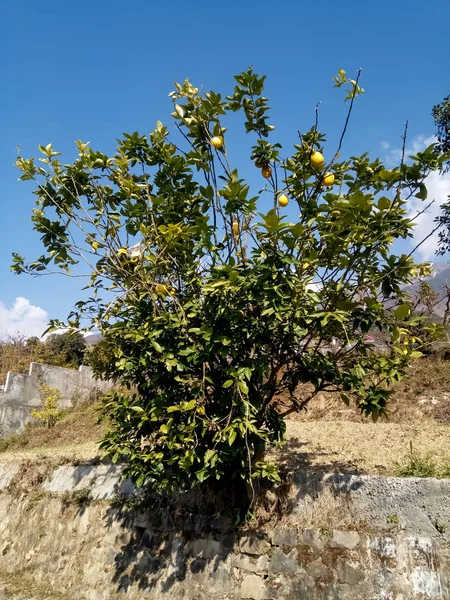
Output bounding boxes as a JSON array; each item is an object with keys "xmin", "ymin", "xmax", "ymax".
[
  {"xmin": 381, "ymin": 134, "xmax": 450, "ymax": 260},
  {"xmin": 407, "ymin": 169, "xmax": 450, "ymax": 260},
  {"xmin": 384, "ymin": 135, "xmax": 437, "ymax": 167},
  {"xmin": 0, "ymin": 298, "xmax": 49, "ymax": 340}
]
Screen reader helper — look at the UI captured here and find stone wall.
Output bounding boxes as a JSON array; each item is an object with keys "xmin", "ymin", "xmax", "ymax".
[
  {"xmin": 0, "ymin": 362, "xmax": 113, "ymax": 437},
  {"xmin": 0, "ymin": 462, "xmax": 449, "ymax": 599}
]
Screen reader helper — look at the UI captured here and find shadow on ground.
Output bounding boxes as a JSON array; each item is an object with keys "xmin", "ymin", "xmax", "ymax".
[{"xmin": 101, "ymin": 436, "xmax": 363, "ymax": 595}]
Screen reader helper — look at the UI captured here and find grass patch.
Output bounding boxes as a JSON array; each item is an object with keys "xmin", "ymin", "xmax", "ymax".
[
  {"xmin": 394, "ymin": 442, "xmax": 450, "ymax": 478},
  {"xmin": 0, "ymin": 400, "xmax": 106, "ymax": 455}
]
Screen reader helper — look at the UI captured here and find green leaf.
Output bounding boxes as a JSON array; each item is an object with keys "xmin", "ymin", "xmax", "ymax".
[
  {"xmin": 238, "ymin": 380, "xmax": 249, "ymax": 395},
  {"xmin": 196, "ymin": 469, "xmax": 208, "ymax": 482},
  {"xmin": 150, "ymin": 339, "xmax": 164, "ymax": 353},
  {"xmin": 131, "ymin": 406, "xmax": 144, "ymax": 413},
  {"xmin": 204, "ymin": 449, "xmax": 217, "ymax": 464},
  {"xmin": 228, "ymin": 429, "xmax": 237, "ymax": 446},
  {"xmin": 160, "ymin": 424, "xmax": 169, "ymax": 434},
  {"xmin": 341, "ymin": 392, "xmax": 350, "ymax": 406},
  {"xmin": 395, "ymin": 304, "xmax": 410, "ymax": 320},
  {"xmin": 415, "ymin": 183, "xmax": 427, "ymax": 200},
  {"xmin": 262, "ymin": 209, "xmax": 279, "ymax": 231},
  {"xmin": 223, "ymin": 379, "xmax": 234, "ymax": 388}
]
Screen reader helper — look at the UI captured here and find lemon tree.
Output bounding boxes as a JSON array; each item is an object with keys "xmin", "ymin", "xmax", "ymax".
[{"xmin": 13, "ymin": 68, "xmax": 446, "ymax": 495}]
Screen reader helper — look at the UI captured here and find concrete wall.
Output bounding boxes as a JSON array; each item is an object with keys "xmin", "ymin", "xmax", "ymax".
[
  {"xmin": 0, "ymin": 362, "xmax": 113, "ymax": 438},
  {"xmin": 1, "ymin": 463, "xmax": 450, "ymax": 599}
]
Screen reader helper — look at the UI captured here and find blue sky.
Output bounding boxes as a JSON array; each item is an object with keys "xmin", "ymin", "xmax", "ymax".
[{"xmin": 1, "ymin": 0, "xmax": 450, "ymax": 337}]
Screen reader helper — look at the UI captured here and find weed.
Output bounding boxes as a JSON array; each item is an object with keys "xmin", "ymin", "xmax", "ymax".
[
  {"xmin": 394, "ymin": 442, "xmax": 450, "ymax": 478},
  {"xmin": 433, "ymin": 520, "xmax": 447, "ymax": 534},
  {"xmin": 387, "ymin": 514, "xmax": 399, "ymax": 525},
  {"xmin": 75, "ymin": 488, "xmax": 92, "ymax": 507}
]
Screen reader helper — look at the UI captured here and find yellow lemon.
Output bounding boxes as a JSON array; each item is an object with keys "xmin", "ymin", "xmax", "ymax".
[
  {"xmin": 155, "ymin": 283, "xmax": 168, "ymax": 295},
  {"xmin": 310, "ymin": 151, "xmax": 325, "ymax": 170},
  {"xmin": 322, "ymin": 172, "xmax": 335, "ymax": 187},
  {"xmin": 210, "ymin": 136, "xmax": 224, "ymax": 149},
  {"xmin": 232, "ymin": 222, "xmax": 239, "ymax": 236},
  {"xmin": 261, "ymin": 165, "xmax": 272, "ymax": 179},
  {"xmin": 278, "ymin": 194, "xmax": 289, "ymax": 207}
]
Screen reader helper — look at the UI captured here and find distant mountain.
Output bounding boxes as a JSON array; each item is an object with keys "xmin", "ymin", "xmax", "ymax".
[
  {"xmin": 41, "ymin": 329, "xmax": 103, "ymax": 347},
  {"xmin": 83, "ymin": 332, "xmax": 103, "ymax": 347},
  {"xmin": 426, "ymin": 261, "xmax": 450, "ymax": 292},
  {"xmin": 408, "ymin": 260, "xmax": 450, "ymax": 319}
]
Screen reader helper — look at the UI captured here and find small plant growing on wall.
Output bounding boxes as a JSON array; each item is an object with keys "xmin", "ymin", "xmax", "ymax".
[{"xmin": 31, "ymin": 385, "xmax": 67, "ymax": 428}]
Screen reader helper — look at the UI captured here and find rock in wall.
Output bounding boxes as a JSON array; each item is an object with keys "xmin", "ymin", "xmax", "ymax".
[{"xmin": 0, "ymin": 463, "xmax": 449, "ymax": 599}]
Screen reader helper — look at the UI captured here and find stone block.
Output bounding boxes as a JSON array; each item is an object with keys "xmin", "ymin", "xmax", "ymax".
[
  {"xmin": 270, "ymin": 526, "xmax": 298, "ymax": 547},
  {"xmin": 306, "ymin": 557, "xmax": 332, "ymax": 582},
  {"xmin": 140, "ymin": 529, "xmax": 156, "ymax": 550},
  {"xmin": 191, "ymin": 537, "xmax": 221, "ymax": 559},
  {"xmin": 337, "ymin": 559, "xmax": 365, "ymax": 585},
  {"xmin": 0, "ymin": 464, "xmax": 19, "ymax": 490},
  {"xmin": 194, "ymin": 514, "xmax": 210, "ymax": 533},
  {"xmin": 287, "ymin": 577, "xmax": 316, "ymax": 599},
  {"xmin": 211, "ymin": 515, "xmax": 233, "ymax": 531},
  {"xmin": 240, "ymin": 534, "xmax": 271, "ymax": 555},
  {"xmin": 323, "ymin": 583, "xmax": 345, "ymax": 599},
  {"xmin": 183, "ymin": 512, "xmax": 195, "ymax": 531},
  {"xmin": 268, "ymin": 547, "xmax": 299, "ymax": 574},
  {"xmin": 210, "ymin": 565, "xmax": 232, "ymax": 589},
  {"xmin": 370, "ymin": 537, "xmax": 396, "ymax": 558},
  {"xmin": 411, "ymin": 566, "xmax": 442, "ymax": 598},
  {"xmin": 302, "ymin": 529, "xmax": 327, "ymax": 550},
  {"xmin": 221, "ymin": 532, "xmax": 238, "ymax": 551},
  {"xmin": 329, "ymin": 530, "xmax": 360, "ymax": 550},
  {"xmin": 190, "ymin": 557, "xmax": 208, "ymax": 585},
  {"xmin": 160, "ymin": 512, "xmax": 175, "ymax": 532},
  {"xmin": 231, "ymin": 553, "xmax": 269, "ymax": 574},
  {"xmin": 241, "ymin": 574, "xmax": 269, "ymax": 599}
]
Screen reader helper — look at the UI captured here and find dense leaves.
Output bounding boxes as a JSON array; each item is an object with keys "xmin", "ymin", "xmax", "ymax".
[
  {"xmin": 432, "ymin": 95, "xmax": 450, "ymax": 253},
  {"xmin": 13, "ymin": 68, "xmax": 444, "ymax": 492},
  {"xmin": 432, "ymin": 95, "xmax": 450, "ymax": 173}
]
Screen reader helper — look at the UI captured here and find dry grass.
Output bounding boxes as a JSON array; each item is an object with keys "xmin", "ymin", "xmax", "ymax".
[
  {"xmin": 277, "ymin": 356, "xmax": 450, "ymax": 424},
  {"xmin": 276, "ymin": 420, "xmax": 450, "ymax": 475},
  {"xmin": 0, "ymin": 571, "xmax": 73, "ymax": 600},
  {"xmin": 0, "ymin": 401, "xmax": 106, "ymax": 463}
]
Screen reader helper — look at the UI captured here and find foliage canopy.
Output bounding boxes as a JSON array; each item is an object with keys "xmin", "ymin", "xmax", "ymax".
[{"xmin": 13, "ymin": 68, "xmax": 445, "ymax": 492}]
